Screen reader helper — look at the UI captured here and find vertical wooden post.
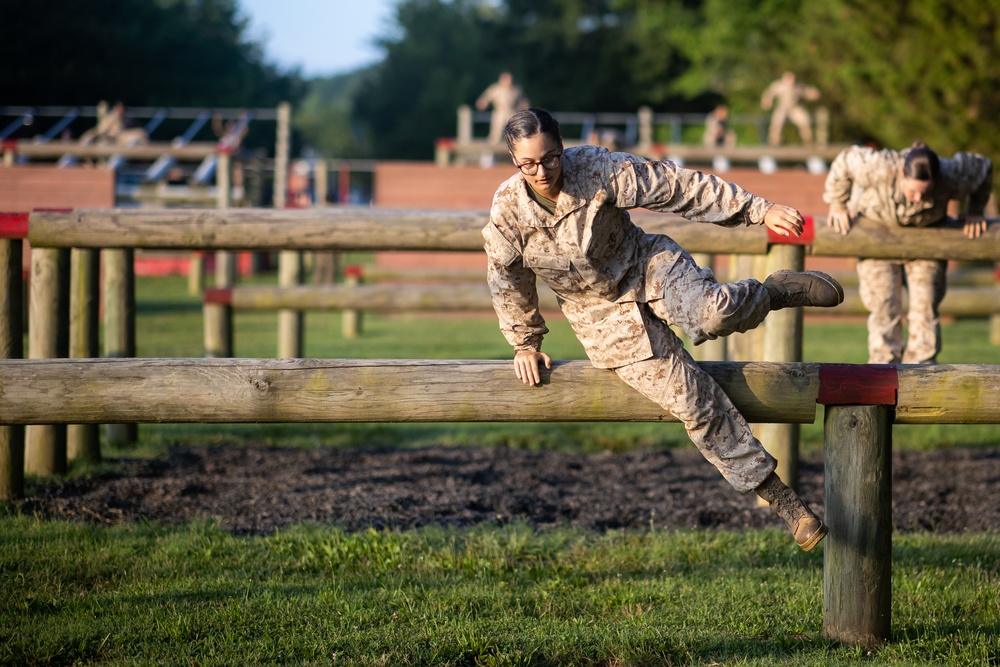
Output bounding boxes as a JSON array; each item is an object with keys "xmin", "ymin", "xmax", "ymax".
[
  {"xmin": 68, "ymin": 248, "xmax": 101, "ymax": 462},
  {"xmin": 102, "ymin": 248, "xmax": 137, "ymax": 446},
  {"xmin": 203, "ymin": 150, "xmax": 235, "ymax": 358},
  {"xmin": 758, "ymin": 243, "xmax": 805, "ymax": 490},
  {"xmin": 342, "ymin": 265, "xmax": 363, "ymax": 338},
  {"xmin": 637, "ymin": 106, "xmax": 653, "ymax": 152},
  {"xmin": 26, "ymin": 247, "xmax": 70, "ymax": 476},
  {"xmin": 274, "ymin": 102, "xmax": 303, "ymax": 358},
  {"xmin": 314, "ymin": 159, "xmax": 329, "ymax": 206},
  {"xmin": 823, "ymin": 404, "xmax": 893, "ymax": 647},
  {"xmin": 990, "ymin": 263, "xmax": 1000, "ymax": 346},
  {"xmin": 457, "ymin": 104, "xmax": 472, "ymax": 144},
  {"xmin": 0, "ymin": 236, "xmax": 24, "ymax": 499},
  {"xmin": 312, "ymin": 160, "xmax": 337, "ymax": 285},
  {"xmin": 187, "ymin": 251, "xmax": 204, "ymax": 296},
  {"xmin": 689, "ymin": 253, "xmax": 726, "ymax": 362}
]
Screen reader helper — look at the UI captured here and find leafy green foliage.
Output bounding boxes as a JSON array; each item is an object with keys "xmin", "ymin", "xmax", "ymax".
[{"xmin": 0, "ymin": 0, "xmax": 302, "ymax": 107}]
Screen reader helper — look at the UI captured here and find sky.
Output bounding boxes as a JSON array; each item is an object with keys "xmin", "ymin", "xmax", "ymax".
[{"xmin": 237, "ymin": 0, "xmax": 400, "ymax": 78}]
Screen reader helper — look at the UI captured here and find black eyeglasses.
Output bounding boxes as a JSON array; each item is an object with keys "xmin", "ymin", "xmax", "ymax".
[{"xmin": 514, "ymin": 153, "xmax": 562, "ymax": 175}]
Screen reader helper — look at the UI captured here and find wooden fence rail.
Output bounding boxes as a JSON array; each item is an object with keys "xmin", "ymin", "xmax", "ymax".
[
  {"xmin": 1, "ymin": 359, "xmax": 996, "ymax": 426},
  {"xmin": 1, "ymin": 358, "xmax": 1000, "ymax": 648},
  {"xmin": 5, "ymin": 208, "xmax": 1000, "ymax": 495},
  {"xmin": 24, "ymin": 208, "xmax": 1000, "ymax": 261},
  {"xmin": 205, "ymin": 282, "xmax": 1000, "ymax": 318}
]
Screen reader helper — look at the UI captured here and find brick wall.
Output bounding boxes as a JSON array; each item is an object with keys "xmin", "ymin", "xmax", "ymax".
[{"xmin": 0, "ymin": 165, "xmax": 114, "ymax": 210}]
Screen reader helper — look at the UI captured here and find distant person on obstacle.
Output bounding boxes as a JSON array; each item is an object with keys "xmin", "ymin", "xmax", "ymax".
[
  {"xmin": 703, "ymin": 104, "xmax": 736, "ymax": 149},
  {"xmin": 484, "ymin": 108, "xmax": 845, "ymax": 551},
  {"xmin": 79, "ymin": 102, "xmax": 147, "ymax": 147},
  {"xmin": 824, "ymin": 142, "xmax": 993, "ymax": 364},
  {"xmin": 476, "ymin": 71, "xmax": 530, "ymax": 147},
  {"xmin": 760, "ymin": 72, "xmax": 820, "ymax": 146}
]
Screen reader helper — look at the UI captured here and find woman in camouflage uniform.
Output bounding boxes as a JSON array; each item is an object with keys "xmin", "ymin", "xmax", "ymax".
[
  {"xmin": 824, "ymin": 143, "xmax": 993, "ymax": 364},
  {"xmin": 484, "ymin": 108, "xmax": 845, "ymax": 551}
]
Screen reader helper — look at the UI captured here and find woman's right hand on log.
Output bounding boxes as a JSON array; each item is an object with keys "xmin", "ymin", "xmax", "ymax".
[{"xmin": 514, "ymin": 350, "xmax": 552, "ymax": 386}]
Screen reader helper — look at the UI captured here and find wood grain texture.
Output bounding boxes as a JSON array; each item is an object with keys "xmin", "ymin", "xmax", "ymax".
[{"xmin": 0, "ymin": 359, "xmax": 820, "ymax": 426}]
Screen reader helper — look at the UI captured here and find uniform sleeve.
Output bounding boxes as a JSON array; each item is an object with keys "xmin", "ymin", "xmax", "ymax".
[
  {"xmin": 483, "ymin": 217, "xmax": 549, "ymax": 354},
  {"xmin": 612, "ymin": 154, "xmax": 772, "ymax": 226},
  {"xmin": 823, "ymin": 146, "xmax": 875, "ymax": 212},
  {"xmin": 946, "ymin": 153, "xmax": 994, "ymax": 216}
]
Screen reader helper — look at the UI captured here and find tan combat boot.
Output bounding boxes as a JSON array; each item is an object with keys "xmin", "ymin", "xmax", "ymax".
[
  {"xmin": 755, "ymin": 472, "xmax": 828, "ymax": 551},
  {"xmin": 763, "ymin": 270, "xmax": 845, "ymax": 310}
]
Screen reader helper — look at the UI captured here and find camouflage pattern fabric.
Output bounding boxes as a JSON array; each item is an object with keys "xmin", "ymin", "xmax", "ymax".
[
  {"xmin": 483, "ymin": 145, "xmax": 779, "ymax": 492},
  {"xmin": 825, "ymin": 145, "xmax": 993, "ymax": 363}
]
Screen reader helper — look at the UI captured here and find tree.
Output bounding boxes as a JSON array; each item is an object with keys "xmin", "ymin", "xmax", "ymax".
[{"xmin": 0, "ymin": 0, "xmax": 301, "ymax": 108}]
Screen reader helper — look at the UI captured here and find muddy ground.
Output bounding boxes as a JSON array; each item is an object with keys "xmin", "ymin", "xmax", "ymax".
[{"xmin": 16, "ymin": 443, "xmax": 1000, "ymax": 536}]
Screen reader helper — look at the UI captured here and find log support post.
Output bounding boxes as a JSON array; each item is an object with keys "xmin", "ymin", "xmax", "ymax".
[
  {"xmin": 68, "ymin": 248, "xmax": 101, "ymax": 462},
  {"xmin": 102, "ymin": 248, "xmax": 137, "ymax": 446},
  {"xmin": 759, "ymin": 239, "xmax": 806, "ymax": 490},
  {"xmin": 26, "ymin": 247, "xmax": 70, "ymax": 475},
  {"xmin": 0, "ymin": 233, "xmax": 24, "ymax": 499},
  {"xmin": 819, "ymin": 364, "xmax": 897, "ymax": 648},
  {"xmin": 342, "ymin": 265, "xmax": 364, "ymax": 339}
]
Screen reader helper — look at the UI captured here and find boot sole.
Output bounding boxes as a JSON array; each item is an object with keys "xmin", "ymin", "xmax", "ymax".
[
  {"xmin": 798, "ymin": 521, "xmax": 828, "ymax": 552},
  {"xmin": 772, "ymin": 270, "xmax": 846, "ymax": 306},
  {"xmin": 805, "ymin": 270, "xmax": 846, "ymax": 305}
]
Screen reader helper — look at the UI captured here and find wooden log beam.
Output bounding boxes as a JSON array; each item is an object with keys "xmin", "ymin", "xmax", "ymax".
[
  {"xmin": 809, "ymin": 285, "xmax": 1000, "ymax": 317},
  {"xmin": 210, "ymin": 282, "xmax": 998, "ymax": 318},
  {"xmin": 808, "ymin": 219, "xmax": 1000, "ymax": 261},
  {"xmin": 209, "ymin": 283, "xmax": 560, "ymax": 312},
  {"xmin": 25, "ymin": 208, "xmax": 765, "ymax": 254},
  {"xmin": 0, "ymin": 359, "xmax": 819, "ymax": 426},
  {"xmin": 10, "ymin": 140, "xmax": 219, "ymax": 161},
  {"xmin": 26, "ymin": 209, "xmax": 999, "ymax": 261},
  {"xmin": 2, "ymin": 359, "xmax": 999, "ymax": 426}
]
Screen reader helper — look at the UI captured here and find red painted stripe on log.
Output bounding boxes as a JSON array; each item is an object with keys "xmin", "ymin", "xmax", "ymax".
[
  {"xmin": 768, "ymin": 214, "xmax": 815, "ymax": 245},
  {"xmin": 0, "ymin": 212, "xmax": 29, "ymax": 238},
  {"xmin": 818, "ymin": 364, "xmax": 898, "ymax": 406},
  {"xmin": 1, "ymin": 140, "xmax": 16, "ymax": 150},
  {"xmin": 204, "ymin": 287, "xmax": 233, "ymax": 305}
]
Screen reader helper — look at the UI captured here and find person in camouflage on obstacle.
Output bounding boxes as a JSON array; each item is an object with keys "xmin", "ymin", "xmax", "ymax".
[
  {"xmin": 483, "ymin": 108, "xmax": 845, "ymax": 551},
  {"xmin": 824, "ymin": 143, "xmax": 993, "ymax": 364}
]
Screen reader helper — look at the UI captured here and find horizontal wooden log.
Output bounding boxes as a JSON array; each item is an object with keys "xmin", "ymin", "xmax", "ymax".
[
  {"xmin": 808, "ymin": 219, "xmax": 1000, "ymax": 261},
  {"xmin": 651, "ymin": 143, "xmax": 849, "ymax": 163},
  {"xmin": 26, "ymin": 208, "xmax": 999, "ymax": 261},
  {"xmin": 214, "ymin": 283, "xmax": 560, "ymax": 312},
  {"xmin": 26, "ymin": 208, "xmax": 766, "ymax": 254},
  {"xmin": 809, "ymin": 285, "xmax": 1000, "ymax": 317},
  {"xmin": 895, "ymin": 364, "xmax": 1000, "ymax": 424},
  {"xmin": 10, "ymin": 140, "xmax": 219, "ymax": 161},
  {"xmin": 214, "ymin": 282, "xmax": 998, "ymax": 318},
  {"xmin": 0, "ymin": 358, "xmax": 819, "ymax": 425},
  {"xmin": 1, "ymin": 359, "xmax": 998, "ymax": 426}
]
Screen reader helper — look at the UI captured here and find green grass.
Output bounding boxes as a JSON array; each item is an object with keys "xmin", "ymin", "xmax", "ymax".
[
  {"xmin": 3, "ymin": 272, "xmax": 999, "ymax": 665},
  {"xmin": 1, "ymin": 515, "xmax": 997, "ymax": 666}
]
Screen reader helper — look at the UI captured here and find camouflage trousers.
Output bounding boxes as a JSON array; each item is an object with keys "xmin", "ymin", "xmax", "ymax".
[
  {"xmin": 645, "ymin": 250, "xmax": 773, "ymax": 347},
  {"xmin": 857, "ymin": 258, "xmax": 947, "ymax": 364},
  {"xmin": 613, "ymin": 272, "xmax": 778, "ymax": 494},
  {"xmin": 614, "ymin": 327, "xmax": 777, "ymax": 494}
]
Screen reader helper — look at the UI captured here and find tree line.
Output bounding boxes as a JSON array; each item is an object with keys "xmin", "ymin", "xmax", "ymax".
[{"xmin": 4, "ymin": 0, "xmax": 999, "ymax": 171}]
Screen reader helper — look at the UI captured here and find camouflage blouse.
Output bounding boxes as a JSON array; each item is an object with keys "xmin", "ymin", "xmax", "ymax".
[
  {"xmin": 483, "ymin": 145, "xmax": 772, "ymax": 368},
  {"xmin": 823, "ymin": 145, "xmax": 993, "ymax": 227}
]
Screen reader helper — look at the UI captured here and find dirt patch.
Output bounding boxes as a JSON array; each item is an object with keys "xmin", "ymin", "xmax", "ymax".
[{"xmin": 16, "ymin": 444, "xmax": 1000, "ymax": 536}]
